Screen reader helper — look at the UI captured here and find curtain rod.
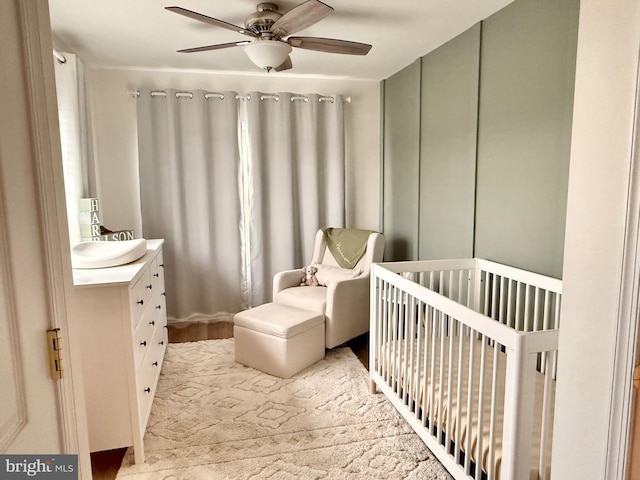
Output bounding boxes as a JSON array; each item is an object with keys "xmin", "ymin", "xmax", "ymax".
[{"xmin": 127, "ymin": 90, "xmax": 351, "ymax": 103}]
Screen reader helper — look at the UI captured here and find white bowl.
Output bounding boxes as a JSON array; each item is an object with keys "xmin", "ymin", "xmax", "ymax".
[{"xmin": 71, "ymin": 239, "xmax": 147, "ymax": 269}]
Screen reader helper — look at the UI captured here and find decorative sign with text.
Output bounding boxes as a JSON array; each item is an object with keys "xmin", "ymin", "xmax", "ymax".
[{"xmin": 78, "ymin": 197, "xmax": 100, "ymax": 242}]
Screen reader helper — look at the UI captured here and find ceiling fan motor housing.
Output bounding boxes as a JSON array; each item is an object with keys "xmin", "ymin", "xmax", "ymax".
[{"xmin": 244, "ymin": 3, "xmax": 282, "ymax": 36}]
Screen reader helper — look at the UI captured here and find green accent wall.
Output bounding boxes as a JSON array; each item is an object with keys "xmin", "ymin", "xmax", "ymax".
[
  {"xmin": 474, "ymin": 0, "xmax": 579, "ymax": 278},
  {"xmin": 419, "ymin": 24, "xmax": 480, "ymax": 260},
  {"xmin": 381, "ymin": 0, "xmax": 579, "ymax": 278},
  {"xmin": 382, "ymin": 59, "xmax": 421, "ymax": 261}
]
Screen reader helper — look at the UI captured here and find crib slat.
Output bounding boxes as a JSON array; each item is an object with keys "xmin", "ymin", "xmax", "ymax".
[
  {"xmin": 389, "ymin": 283, "xmax": 395, "ymax": 383},
  {"xmin": 524, "ymin": 284, "xmax": 532, "ymax": 332},
  {"xmin": 539, "ymin": 289, "xmax": 552, "ymax": 375},
  {"xmin": 488, "ymin": 341, "xmax": 500, "ymax": 480},
  {"xmin": 491, "ymin": 274, "xmax": 498, "ymax": 320},
  {"xmin": 516, "ymin": 282, "xmax": 523, "ymax": 330},
  {"xmin": 499, "ymin": 276, "xmax": 506, "ymax": 327},
  {"xmin": 401, "ymin": 290, "xmax": 409, "ymax": 404},
  {"xmin": 476, "ymin": 336, "xmax": 487, "ymax": 480},
  {"xmin": 429, "ymin": 308, "xmax": 438, "ymax": 435},
  {"xmin": 464, "ymin": 331, "xmax": 475, "ymax": 474},
  {"xmin": 394, "ymin": 284, "xmax": 401, "ymax": 395},
  {"xmin": 533, "ymin": 286, "xmax": 541, "ymax": 332},
  {"xmin": 484, "ymin": 272, "xmax": 491, "ymax": 317},
  {"xmin": 380, "ymin": 280, "xmax": 387, "ymax": 381},
  {"xmin": 507, "ymin": 280, "xmax": 514, "ymax": 329},
  {"xmin": 445, "ymin": 319, "xmax": 455, "ymax": 450},
  {"xmin": 384, "ymin": 282, "xmax": 391, "ymax": 384},
  {"xmin": 437, "ymin": 311, "xmax": 446, "ymax": 442},
  {"xmin": 421, "ymin": 305, "xmax": 432, "ymax": 428},
  {"xmin": 373, "ymin": 277, "xmax": 380, "ymax": 378},
  {"xmin": 454, "ymin": 325, "xmax": 465, "ymax": 465},
  {"xmin": 407, "ymin": 295, "xmax": 416, "ymax": 411},
  {"xmin": 414, "ymin": 300, "xmax": 424, "ymax": 418}
]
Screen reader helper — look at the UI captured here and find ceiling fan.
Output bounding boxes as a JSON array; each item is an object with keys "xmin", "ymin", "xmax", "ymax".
[{"xmin": 165, "ymin": 1, "xmax": 372, "ymax": 72}]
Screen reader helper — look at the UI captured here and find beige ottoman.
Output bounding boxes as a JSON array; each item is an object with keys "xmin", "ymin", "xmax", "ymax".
[{"xmin": 234, "ymin": 302, "xmax": 325, "ymax": 378}]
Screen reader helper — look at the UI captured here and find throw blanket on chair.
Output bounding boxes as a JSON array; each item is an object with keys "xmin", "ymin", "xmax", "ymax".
[{"xmin": 323, "ymin": 228, "xmax": 374, "ymax": 269}]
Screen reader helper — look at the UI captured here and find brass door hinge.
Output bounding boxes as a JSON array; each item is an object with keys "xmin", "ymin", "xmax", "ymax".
[
  {"xmin": 634, "ymin": 364, "xmax": 640, "ymax": 389},
  {"xmin": 46, "ymin": 328, "xmax": 63, "ymax": 380}
]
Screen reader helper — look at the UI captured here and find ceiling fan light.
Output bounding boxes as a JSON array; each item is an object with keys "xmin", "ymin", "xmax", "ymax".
[{"xmin": 244, "ymin": 40, "xmax": 292, "ymax": 71}]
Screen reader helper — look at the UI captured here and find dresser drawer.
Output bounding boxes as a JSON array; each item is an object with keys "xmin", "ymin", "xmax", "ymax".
[
  {"xmin": 136, "ymin": 356, "xmax": 157, "ymax": 429},
  {"xmin": 136, "ymin": 324, "xmax": 167, "ymax": 429},
  {"xmin": 132, "ymin": 308, "xmax": 155, "ymax": 370},
  {"xmin": 130, "ymin": 269, "xmax": 152, "ymax": 329},
  {"xmin": 150, "ymin": 252, "xmax": 166, "ymax": 318},
  {"xmin": 150, "ymin": 251, "xmax": 164, "ymax": 286}
]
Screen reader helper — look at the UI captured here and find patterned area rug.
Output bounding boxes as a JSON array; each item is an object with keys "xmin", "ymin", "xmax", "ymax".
[{"xmin": 116, "ymin": 339, "xmax": 452, "ymax": 479}]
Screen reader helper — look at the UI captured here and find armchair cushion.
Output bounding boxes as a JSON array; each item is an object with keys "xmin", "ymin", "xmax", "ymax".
[
  {"xmin": 275, "ymin": 286, "xmax": 327, "ymax": 315},
  {"xmin": 312, "ymin": 264, "xmax": 362, "ymax": 286}
]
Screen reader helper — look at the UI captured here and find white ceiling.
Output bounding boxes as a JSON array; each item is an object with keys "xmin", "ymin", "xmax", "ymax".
[{"xmin": 48, "ymin": 0, "xmax": 514, "ymax": 81}]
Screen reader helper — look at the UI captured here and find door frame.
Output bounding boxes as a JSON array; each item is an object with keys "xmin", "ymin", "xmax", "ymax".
[
  {"xmin": 606, "ymin": 45, "xmax": 640, "ymax": 480},
  {"xmin": 10, "ymin": 0, "xmax": 91, "ymax": 476}
]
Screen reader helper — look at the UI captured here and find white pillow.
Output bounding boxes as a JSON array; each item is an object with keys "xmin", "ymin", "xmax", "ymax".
[{"xmin": 312, "ymin": 263, "xmax": 362, "ymax": 286}]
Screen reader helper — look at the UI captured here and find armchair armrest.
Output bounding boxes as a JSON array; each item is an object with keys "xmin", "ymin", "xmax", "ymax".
[
  {"xmin": 273, "ymin": 269, "xmax": 302, "ymax": 300},
  {"xmin": 325, "ymin": 276, "xmax": 370, "ymax": 348}
]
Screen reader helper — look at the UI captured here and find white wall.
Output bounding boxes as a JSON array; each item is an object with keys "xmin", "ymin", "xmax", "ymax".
[
  {"xmin": 552, "ymin": 0, "xmax": 640, "ymax": 478},
  {"xmin": 84, "ymin": 67, "xmax": 381, "ymax": 236}
]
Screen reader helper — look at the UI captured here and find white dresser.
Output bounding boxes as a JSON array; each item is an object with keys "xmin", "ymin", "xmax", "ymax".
[{"xmin": 73, "ymin": 239, "xmax": 166, "ymax": 464}]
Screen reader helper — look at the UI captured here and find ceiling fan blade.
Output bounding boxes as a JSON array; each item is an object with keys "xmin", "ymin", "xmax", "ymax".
[
  {"xmin": 288, "ymin": 37, "xmax": 372, "ymax": 55},
  {"xmin": 270, "ymin": 0, "xmax": 334, "ymax": 37},
  {"xmin": 165, "ymin": 6, "xmax": 257, "ymax": 37},
  {"xmin": 176, "ymin": 41, "xmax": 251, "ymax": 54},
  {"xmin": 274, "ymin": 56, "xmax": 293, "ymax": 72}
]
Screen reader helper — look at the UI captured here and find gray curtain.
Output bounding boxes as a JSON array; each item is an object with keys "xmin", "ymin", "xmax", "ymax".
[
  {"xmin": 243, "ymin": 92, "xmax": 345, "ymax": 306},
  {"xmin": 136, "ymin": 89, "xmax": 243, "ymax": 319}
]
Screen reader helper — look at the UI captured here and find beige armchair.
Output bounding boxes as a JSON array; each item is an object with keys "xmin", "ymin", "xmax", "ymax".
[{"xmin": 273, "ymin": 228, "xmax": 385, "ymax": 349}]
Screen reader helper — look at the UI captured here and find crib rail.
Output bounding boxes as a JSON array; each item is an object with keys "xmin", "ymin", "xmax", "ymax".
[{"xmin": 369, "ymin": 259, "xmax": 561, "ymax": 480}]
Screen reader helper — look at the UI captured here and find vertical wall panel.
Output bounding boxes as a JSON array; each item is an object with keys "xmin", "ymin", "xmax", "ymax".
[
  {"xmin": 474, "ymin": 0, "xmax": 579, "ymax": 278},
  {"xmin": 419, "ymin": 24, "xmax": 480, "ymax": 260},
  {"xmin": 383, "ymin": 59, "xmax": 421, "ymax": 261}
]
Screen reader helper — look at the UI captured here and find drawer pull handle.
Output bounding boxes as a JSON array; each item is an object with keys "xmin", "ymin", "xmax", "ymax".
[
  {"xmin": 137, "ymin": 300, "xmax": 144, "ymax": 305},
  {"xmin": 152, "ymin": 361, "xmax": 158, "ymax": 366},
  {"xmin": 140, "ymin": 341, "xmax": 147, "ymax": 346},
  {"xmin": 159, "ymin": 340, "xmax": 164, "ymax": 345},
  {"xmin": 154, "ymin": 273, "xmax": 159, "ymax": 278},
  {"xmin": 149, "ymin": 320, "xmax": 155, "ymax": 326},
  {"xmin": 156, "ymin": 305, "xmax": 162, "ymax": 310},
  {"xmin": 146, "ymin": 284, "xmax": 152, "ymax": 289},
  {"xmin": 144, "ymin": 387, "xmax": 151, "ymax": 393},
  {"xmin": 162, "ymin": 292, "xmax": 166, "ymax": 297},
  {"xmin": 160, "ymin": 264, "xmax": 164, "ymax": 268}
]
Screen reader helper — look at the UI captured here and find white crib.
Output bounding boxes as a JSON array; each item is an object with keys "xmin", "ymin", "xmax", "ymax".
[{"xmin": 369, "ymin": 259, "xmax": 561, "ymax": 480}]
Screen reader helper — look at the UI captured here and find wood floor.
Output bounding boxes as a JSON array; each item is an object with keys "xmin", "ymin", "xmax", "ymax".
[{"xmin": 89, "ymin": 320, "xmax": 369, "ymax": 479}]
